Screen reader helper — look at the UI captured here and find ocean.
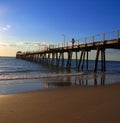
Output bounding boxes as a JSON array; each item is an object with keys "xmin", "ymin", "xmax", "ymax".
[{"xmin": 0, "ymin": 57, "xmax": 120, "ymax": 94}]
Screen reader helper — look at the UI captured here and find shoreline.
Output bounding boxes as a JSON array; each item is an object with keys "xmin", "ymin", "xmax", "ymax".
[
  {"xmin": 0, "ymin": 71, "xmax": 120, "ymax": 95},
  {"xmin": 0, "ymin": 83, "xmax": 120, "ymax": 123}
]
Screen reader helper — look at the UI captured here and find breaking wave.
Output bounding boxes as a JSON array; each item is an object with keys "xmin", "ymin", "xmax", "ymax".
[{"xmin": 0, "ymin": 72, "xmax": 84, "ymax": 81}]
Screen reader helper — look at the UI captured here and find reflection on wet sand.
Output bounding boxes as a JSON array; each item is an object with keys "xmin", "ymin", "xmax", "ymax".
[
  {"xmin": 44, "ymin": 76, "xmax": 72, "ymax": 88},
  {"xmin": 44, "ymin": 73, "xmax": 106, "ymax": 88},
  {"xmin": 44, "ymin": 82, "xmax": 72, "ymax": 88},
  {"xmin": 93, "ymin": 73, "xmax": 105, "ymax": 86}
]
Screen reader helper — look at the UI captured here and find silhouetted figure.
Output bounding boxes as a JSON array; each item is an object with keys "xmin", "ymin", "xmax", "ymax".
[{"xmin": 72, "ymin": 38, "xmax": 75, "ymax": 47}]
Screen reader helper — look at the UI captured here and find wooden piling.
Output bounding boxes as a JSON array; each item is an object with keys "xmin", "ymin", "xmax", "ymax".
[
  {"xmin": 61, "ymin": 52, "xmax": 64, "ymax": 67},
  {"xmin": 66, "ymin": 51, "xmax": 72, "ymax": 69},
  {"xmin": 78, "ymin": 50, "xmax": 84, "ymax": 71},
  {"xmin": 75, "ymin": 51, "xmax": 78, "ymax": 69},
  {"xmin": 86, "ymin": 51, "xmax": 88, "ymax": 70},
  {"xmin": 51, "ymin": 52, "xmax": 55, "ymax": 65},
  {"xmin": 94, "ymin": 47, "xmax": 100, "ymax": 73},
  {"xmin": 81, "ymin": 50, "xmax": 85, "ymax": 71}
]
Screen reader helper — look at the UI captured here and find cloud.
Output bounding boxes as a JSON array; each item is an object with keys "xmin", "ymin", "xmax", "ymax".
[
  {"xmin": 1, "ymin": 24, "xmax": 11, "ymax": 31},
  {"xmin": 0, "ymin": 43, "xmax": 17, "ymax": 47},
  {"xmin": 0, "ymin": 43, "xmax": 8, "ymax": 47},
  {"xmin": 0, "ymin": 41, "xmax": 49, "ymax": 48},
  {"xmin": 24, "ymin": 41, "xmax": 49, "ymax": 47}
]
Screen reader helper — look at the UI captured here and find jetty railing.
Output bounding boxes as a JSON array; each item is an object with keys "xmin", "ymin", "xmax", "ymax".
[{"xmin": 52, "ymin": 30, "xmax": 120, "ymax": 49}]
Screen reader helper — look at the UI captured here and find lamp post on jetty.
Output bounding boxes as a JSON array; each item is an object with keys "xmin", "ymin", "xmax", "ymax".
[
  {"xmin": 62, "ymin": 34, "xmax": 66, "ymax": 47},
  {"xmin": 37, "ymin": 43, "xmax": 41, "ymax": 51}
]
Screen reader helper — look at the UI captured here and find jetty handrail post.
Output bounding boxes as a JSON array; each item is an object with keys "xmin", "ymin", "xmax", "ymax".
[
  {"xmin": 67, "ymin": 41, "xmax": 68, "ymax": 47},
  {"xmin": 102, "ymin": 33, "xmax": 105, "ymax": 41},
  {"xmin": 62, "ymin": 34, "xmax": 66, "ymax": 47},
  {"xmin": 92, "ymin": 36, "xmax": 94, "ymax": 43},
  {"xmin": 78, "ymin": 40, "xmax": 80, "ymax": 45},
  {"xmin": 84, "ymin": 37, "xmax": 87, "ymax": 44},
  {"xmin": 116, "ymin": 30, "xmax": 119, "ymax": 39},
  {"xmin": 58, "ymin": 43, "xmax": 60, "ymax": 48},
  {"xmin": 62, "ymin": 43, "xmax": 64, "ymax": 47}
]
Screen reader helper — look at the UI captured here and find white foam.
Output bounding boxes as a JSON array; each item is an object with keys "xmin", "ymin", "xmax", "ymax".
[{"xmin": 0, "ymin": 72, "xmax": 84, "ymax": 81}]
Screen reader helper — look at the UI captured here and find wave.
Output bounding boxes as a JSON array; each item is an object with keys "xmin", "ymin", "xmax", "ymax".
[
  {"xmin": 0, "ymin": 69, "xmax": 42, "ymax": 74},
  {"xmin": 0, "ymin": 72, "xmax": 84, "ymax": 81}
]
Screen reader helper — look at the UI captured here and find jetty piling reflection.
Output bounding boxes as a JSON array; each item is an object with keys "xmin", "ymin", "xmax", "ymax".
[{"xmin": 44, "ymin": 72, "xmax": 107, "ymax": 88}]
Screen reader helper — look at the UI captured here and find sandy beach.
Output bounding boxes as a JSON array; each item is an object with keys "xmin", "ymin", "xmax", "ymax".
[{"xmin": 0, "ymin": 83, "xmax": 120, "ymax": 123}]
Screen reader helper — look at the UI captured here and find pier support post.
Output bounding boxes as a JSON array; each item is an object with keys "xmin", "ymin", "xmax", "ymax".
[
  {"xmin": 48, "ymin": 53, "xmax": 50, "ymax": 64},
  {"xmin": 86, "ymin": 51, "xmax": 89, "ymax": 70},
  {"xmin": 56, "ymin": 53, "xmax": 61, "ymax": 67},
  {"xmin": 51, "ymin": 52, "xmax": 55, "ymax": 65},
  {"xmin": 94, "ymin": 46, "xmax": 106, "ymax": 73},
  {"xmin": 78, "ymin": 50, "xmax": 83, "ymax": 71},
  {"xmin": 76, "ymin": 51, "xmax": 78, "ymax": 69},
  {"xmin": 101, "ymin": 49, "xmax": 106, "ymax": 72},
  {"xmin": 94, "ymin": 47, "xmax": 100, "ymax": 73},
  {"xmin": 61, "ymin": 52, "xmax": 64, "ymax": 67},
  {"xmin": 66, "ymin": 51, "xmax": 72, "ymax": 69},
  {"xmin": 56, "ymin": 53, "xmax": 58, "ymax": 66},
  {"xmin": 57, "ymin": 52, "xmax": 61, "ymax": 67},
  {"xmin": 81, "ymin": 50, "xmax": 85, "ymax": 71},
  {"xmin": 78, "ymin": 50, "xmax": 85, "ymax": 71}
]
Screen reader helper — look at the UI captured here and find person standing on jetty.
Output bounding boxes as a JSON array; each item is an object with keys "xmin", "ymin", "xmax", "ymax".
[{"xmin": 72, "ymin": 38, "xmax": 75, "ymax": 47}]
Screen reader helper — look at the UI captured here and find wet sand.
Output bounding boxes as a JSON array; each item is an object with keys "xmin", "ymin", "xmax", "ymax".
[{"xmin": 0, "ymin": 83, "xmax": 120, "ymax": 123}]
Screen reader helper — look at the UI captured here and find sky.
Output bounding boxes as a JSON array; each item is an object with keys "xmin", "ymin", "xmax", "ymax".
[{"xmin": 0, "ymin": 0, "xmax": 120, "ymax": 60}]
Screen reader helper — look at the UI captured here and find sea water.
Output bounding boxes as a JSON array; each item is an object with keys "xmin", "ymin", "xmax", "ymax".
[{"xmin": 0, "ymin": 57, "xmax": 120, "ymax": 94}]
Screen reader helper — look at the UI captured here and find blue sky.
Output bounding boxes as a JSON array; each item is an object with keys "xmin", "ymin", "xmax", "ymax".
[{"xmin": 0, "ymin": 0, "xmax": 120, "ymax": 58}]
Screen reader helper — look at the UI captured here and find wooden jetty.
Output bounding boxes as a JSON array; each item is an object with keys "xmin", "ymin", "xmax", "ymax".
[{"xmin": 16, "ymin": 30, "xmax": 120, "ymax": 73}]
